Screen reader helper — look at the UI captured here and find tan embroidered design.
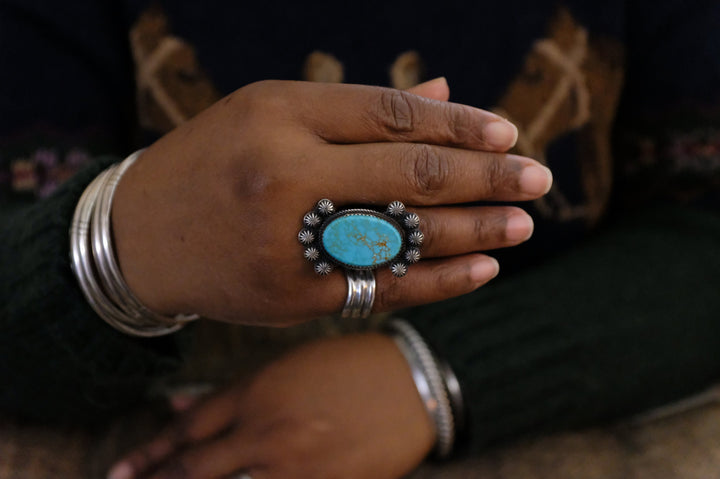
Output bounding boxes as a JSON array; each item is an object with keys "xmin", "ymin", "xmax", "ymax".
[
  {"xmin": 390, "ymin": 51, "xmax": 424, "ymax": 90},
  {"xmin": 495, "ymin": 8, "xmax": 624, "ymax": 225},
  {"xmin": 129, "ymin": 6, "xmax": 624, "ymax": 225},
  {"xmin": 130, "ymin": 7, "xmax": 220, "ymax": 133},
  {"xmin": 303, "ymin": 51, "xmax": 344, "ymax": 83}
]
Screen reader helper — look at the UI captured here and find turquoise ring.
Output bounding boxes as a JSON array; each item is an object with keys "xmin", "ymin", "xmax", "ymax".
[{"xmin": 298, "ymin": 199, "xmax": 424, "ymax": 277}]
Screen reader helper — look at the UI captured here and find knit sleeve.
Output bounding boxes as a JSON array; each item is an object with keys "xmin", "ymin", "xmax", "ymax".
[
  {"xmin": 407, "ymin": 204, "xmax": 720, "ymax": 452},
  {"xmin": 0, "ymin": 1, "xmax": 187, "ymax": 424},
  {"xmin": 0, "ymin": 159, "xmax": 190, "ymax": 424}
]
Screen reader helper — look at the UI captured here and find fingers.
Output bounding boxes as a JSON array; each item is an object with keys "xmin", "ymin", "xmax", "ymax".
[
  {"xmin": 405, "ymin": 77, "xmax": 450, "ymax": 102},
  {"xmin": 372, "ymin": 254, "xmax": 500, "ymax": 312},
  {"xmin": 416, "ymin": 206, "xmax": 534, "ymax": 257},
  {"xmin": 109, "ymin": 392, "xmax": 239, "ymax": 479},
  {"xmin": 253, "ymin": 81, "xmax": 517, "ymax": 151},
  {"xmin": 109, "ymin": 432, "xmax": 259, "ymax": 479},
  {"xmin": 285, "ymin": 254, "xmax": 500, "ymax": 322},
  {"xmin": 293, "ymin": 207, "xmax": 534, "ymax": 318},
  {"xmin": 143, "ymin": 432, "xmax": 257, "ymax": 479},
  {"xmin": 324, "ymin": 143, "xmax": 552, "ymax": 205}
]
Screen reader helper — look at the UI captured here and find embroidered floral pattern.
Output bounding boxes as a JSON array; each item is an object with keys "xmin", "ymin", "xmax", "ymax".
[
  {"xmin": 1, "ymin": 147, "xmax": 92, "ymax": 198},
  {"xmin": 668, "ymin": 128, "xmax": 720, "ymax": 175},
  {"xmin": 623, "ymin": 127, "xmax": 720, "ymax": 178}
]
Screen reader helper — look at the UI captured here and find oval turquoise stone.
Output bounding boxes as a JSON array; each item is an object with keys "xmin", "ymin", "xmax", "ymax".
[{"xmin": 321, "ymin": 213, "xmax": 403, "ymax": 268}]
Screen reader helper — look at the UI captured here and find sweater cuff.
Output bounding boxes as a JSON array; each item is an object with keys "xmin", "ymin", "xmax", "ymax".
[
  {"xmin": 0, "ymin": 157, "xmax": 188, "ymax": 424},
  {"xmin": 406, "ymin": 205, "xmax": 720, "ymax": 452}
]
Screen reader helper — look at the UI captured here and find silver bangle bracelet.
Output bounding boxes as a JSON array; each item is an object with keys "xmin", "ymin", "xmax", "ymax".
[
  {"xmin": 439, "ymin": 358, "xmax": 465, "ymax": 436},
  {"xmin": 385, "ymin": 319, "xmax": 456, "ymax": 459},
  {"xmin": 70, "ymin": 150, "xmax": 199, "ymax": 337}
]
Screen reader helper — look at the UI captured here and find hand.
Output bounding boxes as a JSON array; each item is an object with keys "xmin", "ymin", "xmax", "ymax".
[
  {"xmin": 108, "ymin": 333, "xmax": 435, "ymax": 479},
  {"xmin": 112, "ymin": 78, "xmax": 552, "ymax": 325}
]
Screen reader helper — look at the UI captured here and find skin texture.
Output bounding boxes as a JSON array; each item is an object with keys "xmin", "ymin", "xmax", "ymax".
[
  {"xmin": 111, "ymin": 78, "xmax": 552, "ymax": 326},
  {"xmin": 110, "ymin": 333, "xmax": 436, "ymax": 479},
  {"xmin": 106, "ymin": 79, "xmax": 552, "ymax": 478}
]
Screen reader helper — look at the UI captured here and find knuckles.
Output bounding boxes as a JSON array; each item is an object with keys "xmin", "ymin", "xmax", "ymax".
[
  {"xmin": 443, "ymin": 103, "xmax": 487, "ymax": 147},
  {"xmin": 403, "ymin": 144, "xmax": 451, "ymax": 200},
  {"xmin": 431, "ymin": 261, "xmax": 472, "ymax": 297},
  {"xmin": 376, "ymin": 89, "xmax": 416, "ymax": 133},
  {"xmin": 479, "ymin": 156, "xmax": 505, "ymax": 197},
  {"xmin": 226, "ymin": 80, "xmax": 295, "ymax": 124},
  {"xmin": 374, "ymin": 278, "xmax": 405, "ymax": 311}
]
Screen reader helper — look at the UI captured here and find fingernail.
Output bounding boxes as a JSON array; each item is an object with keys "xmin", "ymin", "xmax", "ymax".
[
  {"xmin": 519, "ymin": 165, "xmax": 553, "ymax": 196},
  {"xmin": 470, "ymin": 257, "xmax": 500, "ymax": 283},
  {"xmin": 483, "ymin": 119, "xmax": 518, "ymax": 149},
  {"xmin": 506, "ymin": 213, "xmax": 534, "ymax": 242},
  {"xmin": 107, "ymin": 462, "xmax": 133, "ymax": 479}
]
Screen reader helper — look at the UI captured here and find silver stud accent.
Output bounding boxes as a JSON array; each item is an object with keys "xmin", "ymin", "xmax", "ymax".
[
  {"xmin": 304, "ymin": 247, "xmax": 320, "ymax": 261},
  {"xmin": 408, "ymin": 230, "xmax": 424, "ymax": 246},
  {"xmin": 317, "ymin": 199, "xmax": 335, "ymax": 216},
  {"xmin": 303, "ymin": 212, "xmax": 321, "ymax": 227},
  {"xmin": 390, "ymin": 262, "xmax": 408, "ymax": 277},
  {"xmin": 298, "ymin": 229, "xmax": 315, "ymax": 245},
  {"xmin": 386, "ymin": 201, "xmax": 406, "ymax": 217},
  {"xmin": 404, "ymin": 213, "xmax": 420, "ymax": 229},
  {"xmin": 315, "ymin": 261, "xmax": 334, "ymax": 275},
  {"xmin": 404, "ymin": 248, "xmax": 421, "ymax": 263}
]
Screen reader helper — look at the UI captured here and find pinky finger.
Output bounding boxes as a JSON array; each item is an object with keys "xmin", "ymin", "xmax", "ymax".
[{"xmin": 373, "ymin": 254, "xmax": 499, "ymax": 312}]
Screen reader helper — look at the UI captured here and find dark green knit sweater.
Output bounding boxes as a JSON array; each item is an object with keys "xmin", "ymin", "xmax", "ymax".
[
  {"xmin": 409, "ymin": 205, "xmax": 720, "ymax": 450},
  {"xmin": 0, "ymin": 157, "xmax": 186, "ymax": 423}
]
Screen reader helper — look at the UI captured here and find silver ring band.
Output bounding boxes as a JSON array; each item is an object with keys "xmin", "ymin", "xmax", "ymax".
[{"xmin": 341, "ymin": 270, "xmax": 375, "ymax": 319}]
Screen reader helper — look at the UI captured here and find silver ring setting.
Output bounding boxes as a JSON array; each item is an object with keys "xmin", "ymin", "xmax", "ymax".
[
  {"xmin": 342, "ymin": 270, "xmax": 376, "ymax": 319},
  {"xmin": 299, "ymin": 199, "xmax": 423, "ymax": 278}
]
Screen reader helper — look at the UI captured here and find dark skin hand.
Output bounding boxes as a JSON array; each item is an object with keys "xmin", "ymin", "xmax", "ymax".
[
  {"xmin": 109, "ymin": 333, "xmax": 437, "ymax": 479},
  {"xmin": 106, "ymin": 79, "xmax": 551, "ymax": 479},
  {"xmin": 112, "ymin": 78, "xmax": 551, "ymax": 326}
]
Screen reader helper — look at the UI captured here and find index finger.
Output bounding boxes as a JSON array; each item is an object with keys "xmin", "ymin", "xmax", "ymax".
[{"xmin": 261, "ymin": 81, "xmax": 518, "ymax": 151}]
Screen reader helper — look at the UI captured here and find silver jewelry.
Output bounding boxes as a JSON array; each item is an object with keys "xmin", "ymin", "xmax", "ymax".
[
  {"xmin": 299, "ymin": 199, "xmax": 422, "ymax": 278},
  {"xmin": 439, "ymin": 358, "xmax": 465, "ymax": 436},
  {"xmin": 70, "ymin": 150, "xmax": 199, "ymax": 337},
  {"xmin": 341, "ymin": 270, "xmax": 376, "ymax": 319},
  {"xmin": 385, "ymin": 319, "xmax": 456, "ymax": 459}
]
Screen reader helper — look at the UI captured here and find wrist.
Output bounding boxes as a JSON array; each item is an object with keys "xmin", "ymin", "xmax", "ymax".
[
  {"xmin": 111, "ymin": 148, "xmax": 188, "ymax": 316},
  {"xmin": 70, "ymin": 150, "xmax": 198, "ymax": 336},
  {"xmin": 384, "ymin": 319, "xmax": 460, "ymax": 459}
]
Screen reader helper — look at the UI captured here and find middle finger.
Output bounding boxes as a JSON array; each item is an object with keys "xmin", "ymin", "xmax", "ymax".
[{"xmin": 321, "ymin": 143, "xmax": 552, "ymax": 206}]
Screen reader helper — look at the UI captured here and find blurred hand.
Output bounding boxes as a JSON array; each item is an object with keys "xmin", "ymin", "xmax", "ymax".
[
  {"xmin": 112, "ymin": 78, "xmax": 551, "ymax": 325},
  {"xmin": 108, "ymin": 333, "xmax": 435, "ymax": 479}
]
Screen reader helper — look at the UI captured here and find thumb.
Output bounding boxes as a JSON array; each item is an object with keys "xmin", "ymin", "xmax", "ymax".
[{"xmin": 406, "ymin": 76, "xmax": 450, "ymax": 101}]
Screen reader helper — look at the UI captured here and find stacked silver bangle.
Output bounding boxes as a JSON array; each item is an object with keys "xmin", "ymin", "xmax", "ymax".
[
  {"xmin": 385, "ymin": 319, "xmax": 464, "ymax": 459},
  {"xmin": 69, "ymin": 150, "xmax": 199, "ymax": 337}
]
